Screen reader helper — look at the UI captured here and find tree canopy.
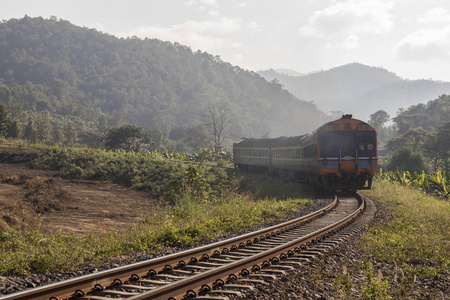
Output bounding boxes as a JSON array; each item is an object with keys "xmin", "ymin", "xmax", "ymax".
[
  {"xmin": 104, "ymin": 124, "xmax": 150, "ymax": 151},
  {"xmin": 382, "ymin": 95, "xmax": 450, "ymax": 172},
  {"xmin": 0, "ymin": 16, "xmax": 328, "ymax": 152}
]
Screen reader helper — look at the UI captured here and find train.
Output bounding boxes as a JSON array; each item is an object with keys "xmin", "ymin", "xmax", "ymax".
[{"xmin": 232, "ymin": 114, "xmax": 377, "ymax": 191}]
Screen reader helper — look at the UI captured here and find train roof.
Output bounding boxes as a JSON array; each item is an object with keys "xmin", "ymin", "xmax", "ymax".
[
  {"xmin": 316, "ymin": 115, "xmax": 373, "ymax": 131},
  {"xmin": 233, "ymin": 115, "xmax": 375, "ymax": 149},
  {"xmin": 313, "ymin": 114, "xmax": 374, "ymax": 133},
  {"xmin": 233, "ymin": 135, "xmax": 308, "ymax": 148}
]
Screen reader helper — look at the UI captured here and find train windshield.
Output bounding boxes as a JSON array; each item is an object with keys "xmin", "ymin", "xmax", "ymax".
[
  {"xmin": 320, "ymin": 131, "xmax": 376, "ymax": 158},
  {"xmin": 357, "ymin": 131, "xmax": 377, "ymax": 157},
  {"xmin": 320, "ymin": 134, "xmax": 339, "ymax": 152},
  {"xmin": 319, "ymin": 132, "xmax": 356, "ymax": 157}
]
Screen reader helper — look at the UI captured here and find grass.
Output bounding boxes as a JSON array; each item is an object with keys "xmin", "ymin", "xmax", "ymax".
[
  {"xmin": 0, "ymin": 162, "xmax": 313, "ymax": 276},
  {"xmin": 353, "ymin": 181, "xmax": 450, "ymax": 299},
  {"xmin": 361, "ymin": 182, "xmax": 450, "ymax": 266}
]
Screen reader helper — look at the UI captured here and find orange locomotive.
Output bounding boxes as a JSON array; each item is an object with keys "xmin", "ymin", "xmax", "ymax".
[{"xmin": 233, "ymin": 115, "xmax": 377, "ymax": 191}]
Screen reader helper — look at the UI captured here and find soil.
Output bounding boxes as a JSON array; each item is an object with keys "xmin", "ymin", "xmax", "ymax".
[{"xmin": 0, "ymin": 147, "xmax": 158, "ymax": 235}]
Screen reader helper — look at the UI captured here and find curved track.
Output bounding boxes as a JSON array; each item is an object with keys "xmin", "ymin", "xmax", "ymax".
[{"xmin": 0, "ymin": 193, "xmax": 373, "ymax": 300}]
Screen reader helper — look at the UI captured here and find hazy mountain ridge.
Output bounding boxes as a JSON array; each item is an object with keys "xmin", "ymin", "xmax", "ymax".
[{"xmin": 259, "ymin": 63, "xmax": 450, "ymax": 121}]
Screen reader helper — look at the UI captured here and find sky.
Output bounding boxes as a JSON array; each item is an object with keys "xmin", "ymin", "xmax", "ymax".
[{"xmin": 2, "ymin": 0, "xmax": 450, "ymax": 81}]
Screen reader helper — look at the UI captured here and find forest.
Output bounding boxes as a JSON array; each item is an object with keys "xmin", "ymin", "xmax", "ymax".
[
  {"xmin": 0, "ymin": 16, "xmax": 328, "ymax": 153},
  {"xmin": 368, "ymin": 94, "xmax": 450, "ymax": 173}
]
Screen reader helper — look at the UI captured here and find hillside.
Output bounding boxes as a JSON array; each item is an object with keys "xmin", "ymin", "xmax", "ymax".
[
  {"xmin": 259, "ymin": 63, "xmax": 450, "ymax": 121},
  {"xmin": 0, "ymin": 16, "xmax": 329, "ymax": 151}
]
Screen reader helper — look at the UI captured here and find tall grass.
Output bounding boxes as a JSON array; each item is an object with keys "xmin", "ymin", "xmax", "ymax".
[{"xmin": 0, "ymin": 145, "xmax": 313, "ymax": 275}]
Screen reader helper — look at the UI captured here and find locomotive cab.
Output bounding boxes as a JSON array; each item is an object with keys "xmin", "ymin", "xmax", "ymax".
[{"xmin": 318, "ymin": 115, "xmax": 377, "ymax": 191}]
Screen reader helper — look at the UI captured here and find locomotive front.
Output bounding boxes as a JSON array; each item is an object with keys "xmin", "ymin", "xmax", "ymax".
[{"xmin": 317, "ymin": 114, "xmax": 377, "ymax": 190}]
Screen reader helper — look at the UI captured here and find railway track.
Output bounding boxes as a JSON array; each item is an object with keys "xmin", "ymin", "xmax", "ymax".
[{"xmin": 0, "ymin": 193, "xmax": 375, "ymax": 300}]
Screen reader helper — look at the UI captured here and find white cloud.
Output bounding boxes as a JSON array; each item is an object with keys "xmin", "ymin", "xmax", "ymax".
[
  {"xmin": 208, "ymin": 9, "xmax": 219, "ymax": 16},
  {"xmin": 299, "ymin": 0, "xmax": 394, "ymax": 39},
  {"xmin": 185, "ymin": 0, "xmax": 218, "ymax": 7},
  {"xmin": 340, "ymin": 34, "xmax": 360, "ymax": 49},
  {"xmin": 231, "ymin": 0, "xmax": 246, "ymax": 8},
  {"xmin": 127, "ymin": 18, "xmax": 241, "ymax": 52},
  {"xmin": 184, "ymin": 0, "xmax": 220, "ymax": 13},
  {"xmin": 248, "ymin": 21, "xmax": 261, "ymax": 31},
  {"xmin": 394, "ymin": 26, "xmax": 450, "ymax": 61},
  {"xmin": 418, "ymin": 7, "xmax": 450, "ymax": 24}
]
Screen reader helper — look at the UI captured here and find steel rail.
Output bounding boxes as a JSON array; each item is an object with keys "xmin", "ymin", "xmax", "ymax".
[
  {"xmin": 0, "ymin": 196, "xmax": 338, "ymax": 300},
  {"xmin": 128, "ymin": 194, "xmax": 365, "ymax": 300}
]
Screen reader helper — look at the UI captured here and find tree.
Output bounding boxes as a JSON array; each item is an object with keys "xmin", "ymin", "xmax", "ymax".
[
  {"xmin": 104, "ymin": 124, "xmax": 150, "ymax": 151},
  {"xmin": 63, "ymin": 122, "xmax": 78, "ymax": 146},
  {"xmin": 423, "ymin": 134, "xmax": 443, "ymax": 172},
  {"xmin": 369, "ymin": 110, "xmax": 390, "ymax": 130},
  {"xmin": 78, "ymin": 131, "xmax": 102, "ymax": 148},
  {"xmin": 385, "ymin": 127, "xmax": 429, "ymax": 152},
  {"xmin": 52, "ymin": 128, "xmax": 64, "ymax": 145},
  {"xmin": 24, "ymin": 118, "xmax": 36, "ymax": 144},
  {"xmin": 436, "ymin": 122, "xmax": 450, "ymax": 171},
  {"xmin": 7, "ymin": 120, "xmax": 22, "ymax": 138},
  {"xmin": 202, "ymin": 104, "xmax": 232, "ymax": 153},
  {"xmin": 386, "ymin": 148, "xmax": 429, "ymax": 173},
  {"xmin": 183, "ymin": 125, "xmax": 210, "ymax": 151},
  {"xmin": 35, "ymin": 114, "xmax": 52, "ymax": 143},
  {"xmin": 368, "ymin": 110, "xmax": 394, "ymax": 145},
  {"xmin": 97, "ymin": 115, "xmax": 109, "ymax": 132},
  {"xmin": 0, "ymin": 103, "xmax": 9, "ymax": 136}
]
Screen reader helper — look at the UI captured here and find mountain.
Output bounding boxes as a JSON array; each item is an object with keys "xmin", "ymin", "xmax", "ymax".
[
  {"xmin": 0, "ymin": 16, "xmax": 329, "ymax": 150},
  {"xmin": 259, "ymin": 63, "xmax": 450, "ymax": 121},
  {"xmin": 273, "ymin": 69, "xmax": 304, "ymax": 77}
]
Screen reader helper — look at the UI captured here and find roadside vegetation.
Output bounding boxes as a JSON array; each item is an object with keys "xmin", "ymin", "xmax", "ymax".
[
  {"xmin": 377, "ymin": 169, "xmax": 449, "ymax": 199},
  {"xmin": 351, "ymin": 181, "xmax": 449, "ymax": 299},
  {"xmin": 0, "ymin": 143, "xmax": 313, "ymax": 276}
]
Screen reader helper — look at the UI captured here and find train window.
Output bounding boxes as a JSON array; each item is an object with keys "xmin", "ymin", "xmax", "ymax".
[
  {"xmin": 358, "ymin": 134, "xmax": 375, "ymax": 151},
  {"xmin": 343, "ymin": 137, "xmax": 354, "ymax": 155},
  {"xmin": 321, "ymin": 135, "xmax": 339, "ymax": 152}
]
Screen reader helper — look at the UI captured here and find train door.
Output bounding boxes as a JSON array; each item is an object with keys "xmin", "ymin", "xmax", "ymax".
[{"xmin": 340, "ymin": 132, "xmax": 356, "ymax": 159}]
